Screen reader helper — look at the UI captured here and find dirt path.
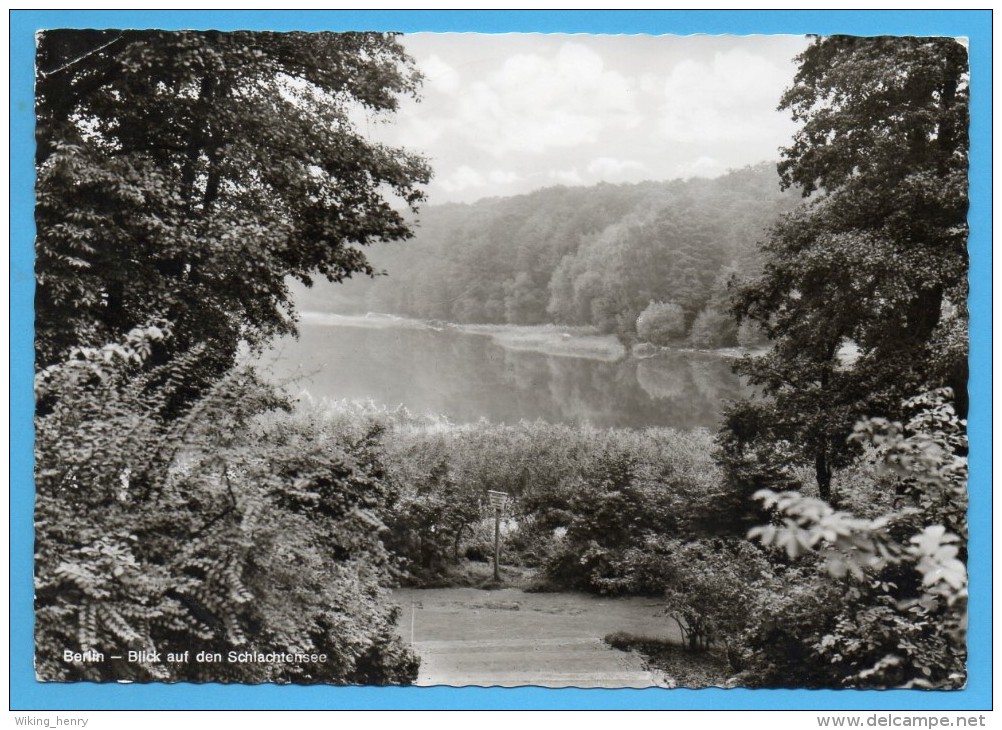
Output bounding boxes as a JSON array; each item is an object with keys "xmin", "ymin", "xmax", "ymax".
[{"xmin": 392, "ymin": 587, "xmax": 679, "ymax": 688}]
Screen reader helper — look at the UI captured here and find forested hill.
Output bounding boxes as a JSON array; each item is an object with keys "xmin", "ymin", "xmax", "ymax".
[{"xmin": 295, "ymin": 163, "xmax": 801, "ymax": 347}]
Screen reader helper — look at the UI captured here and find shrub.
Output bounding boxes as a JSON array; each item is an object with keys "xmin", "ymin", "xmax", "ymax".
[
  {"xmin": 737, "ymin": 566, "xmax": 846, "ymax": 688},
  {"xmin": 313, "ymin": 403, "xmax": 725, "ymax": 590},
  {"xmin": 636, "ymin": 300, "xmax": 686, "ymax": 346},
  {"xmin": 746, "ymin": 389, "xmax": 968, "ymax": 688},
  {"xmin": 689, "ymin": 307, "xmax": 738, "ymax": 349},
  {"xmin": 381, "ymin": 448, "xmax": 482, "ymax": 579},
  {"xmin": 539, "ymin": 433, "xmax": 720, "ymax": 593},
  {"xmin": 34, "ymin": 333, "xmax": 418, "ymax": 684}
]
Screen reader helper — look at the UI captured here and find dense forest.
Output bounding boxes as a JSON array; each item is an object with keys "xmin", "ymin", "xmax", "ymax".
[
  {"xmin": 33, "ymin": 29, "xmax": 969, "ymax": 692},
  {"xmin": 295, "ymin": 164, "xmax": 799, "ymax": 348}
]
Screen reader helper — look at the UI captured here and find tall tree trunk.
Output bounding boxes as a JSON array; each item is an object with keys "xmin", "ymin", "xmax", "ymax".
[
  {"xmin": 815, "ymin": 450, "xmax": 833, "ymax": 504},
  {"xmin": 179, "ymin": 75, "xmax": 217, "ymax": 211},
  {"xmin": 452, "ymin": 523, "xmax": 466, "ymax": 562}
]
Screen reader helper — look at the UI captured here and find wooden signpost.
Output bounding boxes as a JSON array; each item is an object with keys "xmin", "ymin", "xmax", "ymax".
[{"xmin": 487, "ymin": 490, "xmax": 508, "ymax": 582}]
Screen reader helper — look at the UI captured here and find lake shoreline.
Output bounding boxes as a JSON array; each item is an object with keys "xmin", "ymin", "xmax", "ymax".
[
  {"xmin": 298, "ymin": 310, "xmax": 758, "ymax": 363},
  {"xmin": 264, "ymin": 311, "xmax": 750, "ymax": 430}
]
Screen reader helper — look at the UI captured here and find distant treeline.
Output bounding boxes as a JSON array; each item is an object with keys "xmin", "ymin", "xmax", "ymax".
[{"xmin": 296, "ymin": 164, "xmax": 800, "ymax": 347}]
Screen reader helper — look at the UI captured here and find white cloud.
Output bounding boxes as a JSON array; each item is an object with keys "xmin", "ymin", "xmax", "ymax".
[
  {"xmin": 672, "ymin": 156, "xmax": 725, "ymax": 179},
  {"xmin": 436, "ymin": 166, "xmax": 521, "ymax": 196},
  {"xmin": 638, "ymin": 73, "xmax": 662, "ymax": 96},
  {"xmin": 427, "ymin": 41, "xmax": 643, "ymax": 158},
  {"xmin": 394, "ymin": 115, "xmax": 446, "ymax": 150},
  {"xmin": 439, "ymin": 165, "xmax": 487, "ymax": 193},
  {"xmin": 548, "ymin": 168, "xmax": 583, "ymax": 186},
  {"xmin": 420, "ymin": 54, "xmax": 461, "ymax": 95},
  {"xmin": 586, "ymin": 157, "xmax": 649, "ymax": 179},
  {"xmin": 658, "ymin": 48, "xmax": 797, "ymax": 145},
  {"xmin": 383, "ymin": 34, "xmax": 810, "ymax": 204},
  {"xmin": 488, "ymin": 169, "xmax": 520, "ymax": 185}
]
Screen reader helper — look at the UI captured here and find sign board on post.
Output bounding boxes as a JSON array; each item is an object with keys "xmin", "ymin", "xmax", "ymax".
[
  {"xmin": 487, "ymin": 490, "xmax": 508, "ymax": 511},
  {"xmin": 486, "ymin": 490, "xmax": 508, "ymax": 581}
]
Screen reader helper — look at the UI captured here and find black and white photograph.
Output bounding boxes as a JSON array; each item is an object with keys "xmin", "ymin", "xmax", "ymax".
[{"xmin": 33, "ymin": 27, "xmax": 970, "ymax": 691}]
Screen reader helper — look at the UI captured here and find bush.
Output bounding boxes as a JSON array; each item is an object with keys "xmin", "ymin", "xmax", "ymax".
[
  {"xmin": 737, "ymin": 567, "xmax": 846, "ymax": 688},
  {"xmin": 536, "ymin": 431, "xmax": 723, "ymax": 593},
  {"xmin": 689, "ymin": 307, "xmax": 738, "ymax": 349},
  {"xmin": 464, "ymin": 544, "xmax": 491, "ymax": 563},
  {"xmin": 380, "ymin": 448, "xmax": 481, "ymax": 579},
  {"xmin": 660, "ymin": 539, "xmax": 773, "ymax": 659},
  {"xmin": 712, "ymin": 399, "xmax": 805, "ymax": 533},
  {"xmin": 311, "ymin": 403, "xmax": 725, "ymax": 591},
  {"xmin": 34, "ymin": 337, "xmax": 419, "ymax": 684},
  {"xmin": 636, "ymin": 300, "xmax": 686, "ymax": 346},
  {"xmin": 745, "ymin": 390, "xmax": 968, "ymax": 688}
]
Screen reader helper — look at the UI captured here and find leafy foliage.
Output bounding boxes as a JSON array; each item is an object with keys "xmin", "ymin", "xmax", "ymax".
[
  {"xmin": 299, "ymin": 164, "xmax": 798, "ymax": 345},
  {"xmin": 35, "ymin": 325, "xmax": 420, "ymax": 683},
  {"xmin": 380, "ymin": 437, "xmax": 484, "ymax": 577},
  {"xmin": 655, "ymin": 539, "xmax": 777, "ymax": 657},
  {"xmin": 735, "ymin": 565, "xmax": 846, "ymax": 688},
  {"xmin": 703, "ymin": 37, "xmax": 971, "ymax": 689},
  {"xmin": 712, "ymin": 400, "xmax": 804, "ymax": 532},
  {"xmin": 725, "ymin": 36, "xmax": 969, "ymax": 500},
  {"xmin": 309, "ymin": 402, "xmax": 725, "ymax": 590},
  {"xmin": 747, "ymin": 390, "xmax": 967, "ymax": 688},
  {"xmin": 36, "ymin": 30, "xmax": 430, "ymax": 385},
  {"xmin": 688, "ymin": 308, "xmax": 738, "ymax": 350},
  {"xmin": 636, "ymin": 301, "xmax": 686, "ymax": 346},
  {"xmin": 34, "ymin": 30, "xmax": 429, "ymax": 684}
]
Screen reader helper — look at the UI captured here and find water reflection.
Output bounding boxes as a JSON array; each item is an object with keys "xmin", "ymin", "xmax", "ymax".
[{"xmin": 261, "ymin": 321, "xmax": 749, "ymax": 430}]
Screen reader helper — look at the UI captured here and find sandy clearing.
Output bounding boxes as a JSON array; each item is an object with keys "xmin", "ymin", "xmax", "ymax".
[{"xmin": 392, "ymin": 586, "xmax": 680, "ymax": 688}]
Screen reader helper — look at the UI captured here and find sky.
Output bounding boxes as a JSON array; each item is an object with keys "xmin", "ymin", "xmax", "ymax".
[{"xmin": 364, "ymin": 33, "xmax": 812, "ymax": 205}]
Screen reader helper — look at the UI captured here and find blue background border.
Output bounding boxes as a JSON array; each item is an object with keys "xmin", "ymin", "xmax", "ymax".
[{"xmin": 10, "ymin": 9, "xmax": 992, "ymax": 711}]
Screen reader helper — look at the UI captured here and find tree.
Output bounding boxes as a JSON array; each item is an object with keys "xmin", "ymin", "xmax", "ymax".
[
  {"xmin": 725, "ymin": 36, "xmax": 969, "ymax": 502},
  {"xmin": 689, "ymin": 307, "xmax": 737, "ymax": 349},
  {"xmin": 636, "ymin": 300, "xmax": 686, "ymax": 346},
  {"xmin": 35, "ymin": 30, "xmax": 430, "ymax": 390},
  {"xmin": 736, "ymin": 320, "xmax": 768, "ymax": 349},
  {"xmin": 33, "ymin": 30, "xmax": 430, "ymax": 683},
  {"xmin": 658, "ymin": 538, "xmax": 781, "ymax": 668},
  {"xmin": 503, "ymin": 270, "xmax": 548, "ymax": 324},
  {"xmin": 748, "ymin": 389, "xmax": 967, "ymax": 688},
  {"xmin": 335, "ymin": 165, "xmax": 795, "ymax": 337}
]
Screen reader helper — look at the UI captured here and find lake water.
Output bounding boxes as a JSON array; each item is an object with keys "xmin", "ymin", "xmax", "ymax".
[{"xmin": 261, "ymin": 313, "xmax": 748, "ymax": 430}]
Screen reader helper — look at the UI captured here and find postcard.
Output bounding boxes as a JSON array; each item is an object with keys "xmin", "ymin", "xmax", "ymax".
[{"xmin": 10, "ymin": 9, "xmax": 991, "ymax": 714}]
